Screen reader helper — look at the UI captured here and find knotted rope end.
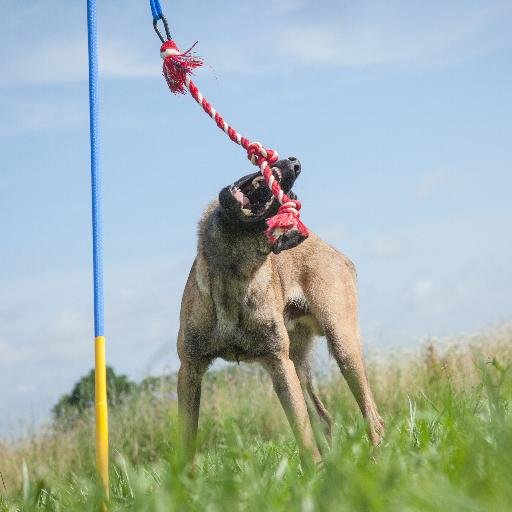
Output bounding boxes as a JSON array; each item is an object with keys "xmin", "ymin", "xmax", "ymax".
[{"xmin": 265, "ymin": 201, "xmax": 309, "ymax": 248}]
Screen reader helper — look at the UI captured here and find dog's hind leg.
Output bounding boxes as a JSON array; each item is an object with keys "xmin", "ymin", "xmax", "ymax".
[
  {"xmin": 323, "ymin": 319, "xmax": 384, "ymax": 445},
  {"xmin": 306, "ymin": 269, "xmax": 384, "ymax": 445},
  {"xmin": 289, "ymin": 329, "xmax": 333, "ymax": 446},
  {"xmin": 177, "ymin": 359, "xmax": 209, "ymax": 461},
  {"xmin": 262, "ymin": 353, "xmax": 322, "ymax": 465},
  {"xmin": 305, "ymin": 372, "xmax": 333, "ymax": 443},
  {"xmin": 297, "ymin": 360, "xmax": 334, "ymax": 454}
]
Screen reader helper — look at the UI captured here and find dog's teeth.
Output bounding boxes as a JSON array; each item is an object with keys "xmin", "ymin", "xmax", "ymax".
[
  {"xmin": 241, "ymin": 208, "xmax": 253, "ymax": 216},
  {"xmin": 252, "ymin": 177, "xmax": 264, "ymax": 188},
  {"xmin": 270, "ymin": 168, "xmax": 282, "ymax": 181}
]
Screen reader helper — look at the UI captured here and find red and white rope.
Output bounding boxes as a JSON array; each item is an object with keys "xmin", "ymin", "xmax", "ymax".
[{"xmin": 160, "ymin": 40, "xmax": 308, "ymax": 245}]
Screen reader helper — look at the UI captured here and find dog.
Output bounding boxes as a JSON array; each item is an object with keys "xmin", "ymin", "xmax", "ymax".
[{"xmin": 177, "ymin": 157, "xmax": 384, "ymax": 463}]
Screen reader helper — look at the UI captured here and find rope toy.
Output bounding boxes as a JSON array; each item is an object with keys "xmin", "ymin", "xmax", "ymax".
[{"xmin": 152, "ymin": 9, "xmax": 309, "ymax": 246}]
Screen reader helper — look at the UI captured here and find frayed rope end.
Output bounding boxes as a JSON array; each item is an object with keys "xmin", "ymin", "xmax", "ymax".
[{"xmin": 161, "ymin": 40, "xmax": 203, "ymax": 95}]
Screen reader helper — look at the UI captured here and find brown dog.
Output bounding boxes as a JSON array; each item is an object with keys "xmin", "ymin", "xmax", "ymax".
[{"xmin": 177, "ymin": 157, "xmax": 384, "ymax": 463}]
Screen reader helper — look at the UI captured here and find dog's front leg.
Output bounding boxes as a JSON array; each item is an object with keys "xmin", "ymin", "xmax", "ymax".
[
  {"xmin": 177, "ymin": 360, "xmax": 208, "ymax": 462},
  {"xmin": 262, "ymin": 354, "xmax": 322, "ymax": 465}
]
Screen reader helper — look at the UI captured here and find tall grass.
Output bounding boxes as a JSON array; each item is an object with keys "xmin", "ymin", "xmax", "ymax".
[{"xmin": 1, "ymin": 326, "xmax": 511, "ymax": 511}]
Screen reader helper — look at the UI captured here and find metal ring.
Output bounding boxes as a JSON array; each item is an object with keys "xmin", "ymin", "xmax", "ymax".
[{"xmin": 153, "ymin": 15, "xmax": 172, "ymax": 43}]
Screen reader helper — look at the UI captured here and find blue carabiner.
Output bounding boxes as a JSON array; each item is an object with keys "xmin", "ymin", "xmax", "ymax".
[
  {"xmin": 150, "ymin": 0, "xmax": 171, "ymax": 42},
  {"xmin": 149, "ymin": 0, "xmax": 163, "ymax": 20}
]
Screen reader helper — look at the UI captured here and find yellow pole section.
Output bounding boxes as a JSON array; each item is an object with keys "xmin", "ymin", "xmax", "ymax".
[{"xmin": 95, "ymin": 335, "xmax": 109, "ymax": 495}]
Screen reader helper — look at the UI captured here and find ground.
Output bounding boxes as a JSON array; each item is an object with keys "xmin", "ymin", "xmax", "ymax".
[{"xmin": 1, "ymin": 327, "xmax": 511, "ymax": 511}]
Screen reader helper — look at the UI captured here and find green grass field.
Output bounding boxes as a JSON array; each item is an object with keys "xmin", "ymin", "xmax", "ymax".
[{"xmin": 1, "ymin": 327, "xmax": 511, "ymax": 511}]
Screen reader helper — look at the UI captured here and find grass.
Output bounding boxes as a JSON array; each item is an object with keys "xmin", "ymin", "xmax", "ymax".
[{"xmin": 1, "ymin": 326, "xmax": 511, "ymax": 511}]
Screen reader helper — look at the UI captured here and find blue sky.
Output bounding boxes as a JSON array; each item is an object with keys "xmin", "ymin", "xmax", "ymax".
[{"xmin": 1, "ymin": 0, "xmax": 512, "ymax": 436}]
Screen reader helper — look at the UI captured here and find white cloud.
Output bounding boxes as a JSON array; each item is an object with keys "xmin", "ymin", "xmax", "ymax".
[
  {"xmin": 277, "ymin": 2, "xmax": 512, "ymax": 70},
  {"xmin": 321, "ymin": 207, "xmax": 512, "ymax": 346},
  {"xmin": 315, "ymin": 224, "xmax": 349, "ymax": 246},
  {"xmin": 0, "ymin": 259, "xmax": 186, "ymax": 373},
  {"xmin": 0, "ymin": 0, "xmax": 158, "ymax": 89},
  {"xmin": 100, "ymin": 42, "xmax": 155, "ymax": 79},
  {"xmin": 0, "ymin": 258, "xmax": 187, "ymax": 435},
  {"xmin": 3, "ymin": 0, "xmax": 511, "ymax": 87},
  {"xmin": 0, "ymin": 342, "xmax": 35, "ymax": 366},
  {"xmin": 369, "ymin": 235, "xmax": 405, "ymax": 258},
  {"xmin": 416, "ymin": 169, "xmax": 451, "ymax": 200},
  {"xmin": 0, "ymin": 39, "xmax": 155, "ymax": 88},
  {"xmin": 16, "ymin": 385, "xmax": 36, "ymax": 394},
  {"xmin": 0, "ymin": 96, "xmax": 87, "ymax": 137},
  {"xmin": 413, "ymin": 279, "xmax": 434, "ymax": 297}
]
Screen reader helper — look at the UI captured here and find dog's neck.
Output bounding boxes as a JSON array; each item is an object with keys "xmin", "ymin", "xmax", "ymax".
[{"xmin": 202, "ymin": 208, "xmax": 272, "ymax": 279}]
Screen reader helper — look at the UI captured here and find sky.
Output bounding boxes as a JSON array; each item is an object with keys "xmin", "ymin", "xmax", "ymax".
[{"xmin": 1, "ymin": 0, "xmax": 512, "ymax": 437}]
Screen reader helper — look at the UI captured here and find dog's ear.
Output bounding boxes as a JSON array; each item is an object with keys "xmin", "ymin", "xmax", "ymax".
[{"xmin": 271, "ymin": 230, "xmax": 308, "ymax": 254}]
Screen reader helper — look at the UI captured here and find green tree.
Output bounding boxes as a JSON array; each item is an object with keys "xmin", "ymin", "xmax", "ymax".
[{"xmin": 52, "ymin": 366, "xmax": 136, "ymax": 420}]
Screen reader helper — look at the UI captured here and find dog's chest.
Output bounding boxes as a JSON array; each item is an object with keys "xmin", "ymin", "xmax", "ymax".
[{"xmin": 206, "ymin": 263, "xmax": 281, "ymax": 360}]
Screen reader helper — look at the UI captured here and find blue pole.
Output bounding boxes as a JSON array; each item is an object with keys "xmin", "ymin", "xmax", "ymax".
[
  {"xmin": 87, "ymin": 0, "xmax": 109, "ymax": 493},
  {"xmin": 87, "ymin": 0, "xmax": 104, "ymax": 338}
]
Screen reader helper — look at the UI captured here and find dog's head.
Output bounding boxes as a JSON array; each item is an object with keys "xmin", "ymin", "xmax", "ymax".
[{"xmin": 218, "ymin": 157, "xmax": 304, "ymax": 252}]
